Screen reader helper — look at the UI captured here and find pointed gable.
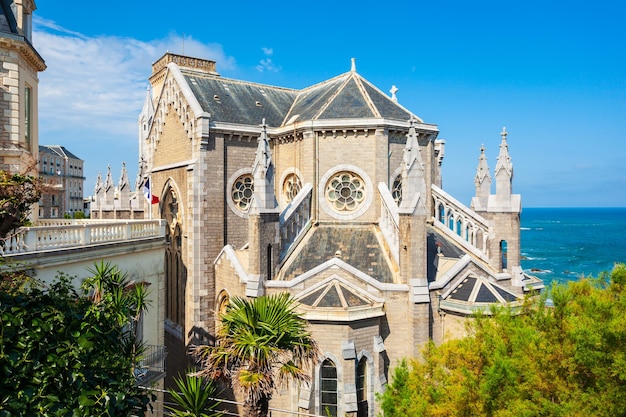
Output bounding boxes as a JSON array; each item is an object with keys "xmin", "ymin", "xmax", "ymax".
[
  {"xmin": 287, "ymin": 69, "xmax": 416, "ymax": 123},
  {"xmin": 360, "ymin": 81, "xmax": 412, "ymax": 121},
  {"xmin": 285, "ymin": 76, "xmax": 347, "ymax": 122},
  {"xmin": 440, "ymin": 273, "xmax": 522, "ymax": 315},
  {"xmin": 317, "ymin": 78, "xmax": 375, "ymax": 119},
  {"xmin": 294, "ymin": 275, "xmax": 385, "ymax": 322}
]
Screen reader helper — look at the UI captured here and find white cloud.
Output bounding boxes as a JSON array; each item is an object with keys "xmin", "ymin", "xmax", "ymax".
[
  {"xmin": 256, "ymin": 58, "xmax": 281, "ymax": 73},
  {"xmin": 256, "ymin": 47, "xmax": 280, "ymax": 73},
  {"xmin": 31, "ymin": 17, "xmax": 237, "ymax": 193},
  {"xmin": 33, "ymin": 17, "xmax": 237, "ymax": 140}
]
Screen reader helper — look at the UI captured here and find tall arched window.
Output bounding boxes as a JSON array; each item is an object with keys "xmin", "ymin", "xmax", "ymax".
[
  {"xmin": 163, "ymin": 188, "xmax": 185, "ymax": 330},
  {"xmin": 438, "ymin": 204, "xmax": 445, "ymax": 223},
  {"xmin": 500, "ymin": 240, "xmax": 508, "ymax": 271},
  {"xmin": 356, "ymin": 358, "xmax": 368, "ymax": 417},
  {"xmin": 320, "ymin": 359, "xmax": 338, "ymax": 417}
]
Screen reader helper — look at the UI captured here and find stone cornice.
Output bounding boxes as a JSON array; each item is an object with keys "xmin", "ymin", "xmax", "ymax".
[{"xmin": 0, "ymin": 35, "xmax": 46, "ymax": 72}]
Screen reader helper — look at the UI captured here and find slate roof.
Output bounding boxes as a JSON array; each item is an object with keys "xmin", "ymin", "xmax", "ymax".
[
  {"xmin": 281, "ymin": 225, "xmax": 393, "ymax": 283},
  {"xmin": 184, "ymin": 73, "xmax": 297, "ymax": 127},
  {"xmin": 0, "ymin": 0, "xmax": 18, "ymax": 35},
  {"xmin": 442, "ymin": 275, "xmax": 521, "ymax": 308},
  {"xmin": 426, "ymin": 226, "xmax": 466, "ymax": 283},
  {"xmin": 39, "ymin": 145, "xmax": 83, "ymax": 161},
  {"xmin": 299, "ymin": 280, "xmax": 373, "ymax": 308},
  {"xmin": 180, "ymin": 66, "xmax": 416, "ymax": 128}
]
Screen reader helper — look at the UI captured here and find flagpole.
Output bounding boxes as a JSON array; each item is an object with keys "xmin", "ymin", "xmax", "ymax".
[{"xmin": 149, "ymin": 176, "xmax": 153, "ymax": 220}]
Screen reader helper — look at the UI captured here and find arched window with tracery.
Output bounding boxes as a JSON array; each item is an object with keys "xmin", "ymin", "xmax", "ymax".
[
  {"xmin": 320, "ymin": 359, "xmax": 338, "ymax": 417},
  {"xmin": 163, "ymin": 188, "xmax": 185, "ymax": 330},
  {"xmin": 356, "ymin": 357, "xmax": 368, "ymax": 417}
]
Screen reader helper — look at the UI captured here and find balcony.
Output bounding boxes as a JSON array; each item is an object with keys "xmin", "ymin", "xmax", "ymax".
[
  {"xmin": 1, "ymin": 219, "xmax": 166, "ymax": 255},
  {"xmin": 135, "ymin": 344, "xmax": 167, "ymax": 386}
]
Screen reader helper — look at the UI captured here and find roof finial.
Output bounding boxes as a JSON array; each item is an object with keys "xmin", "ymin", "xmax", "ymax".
[
  {"xmin": 501, "ymin": 126, "xmax": 508, "ymax": 140},
  {"xmin": 390, "ymin": 85, "xmax": 398, "ymax": 102},
  {"xmin": 351, "ymin": 58, "xmax": 356, "ymax": 72}
]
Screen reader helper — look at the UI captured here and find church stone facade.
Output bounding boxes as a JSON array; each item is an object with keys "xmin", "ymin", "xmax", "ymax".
[{"xmin": 137, "ymin": 52, "xmax": 543, "ymax": 416}]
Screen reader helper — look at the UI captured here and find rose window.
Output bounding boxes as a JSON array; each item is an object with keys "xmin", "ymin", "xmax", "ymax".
[
  {"xmin": 325, "ymin": 171, "xmax": 366, "ymax": 212},
  {"xmin": 232, "ymin": 174, "xmax": 254, "ymax": 211},
  {"xmin": 283, "ymin": 173, "xmax": 302, "ymax": 203}
]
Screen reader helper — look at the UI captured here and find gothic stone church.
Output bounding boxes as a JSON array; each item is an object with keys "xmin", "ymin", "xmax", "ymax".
[{"xmin": 137, "ymin": 52, "xmax": 543, "ymax": 417}]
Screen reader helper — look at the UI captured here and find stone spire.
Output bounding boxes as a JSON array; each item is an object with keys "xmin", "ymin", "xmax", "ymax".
[
  {"xmin": 118, "ymin": 163, "xmax": 131, "ymax": 208},
  {"xmin": 494, "ymin": 127, "xmax": 513, "ymax": 199},
  {"xmin": 94, "ymin": 172, "xmax": 103, "ymax": 195},
  {"xmin": 250, "ymin": 118, "xmax": 276, "ymax": 212},
  {"xmin": 104, "ymin": 165, "xmax": 115, "ymax": 204},
  {"xmin": 119, "ymin": 162, "xmax": 130, "ymax": 192},
  {"xmin": 138, "ymin": 86, "xmax": 154, "ymax": 151},
  {"xmin": 474, "ymin": 144, "xmax": 492, "ymax": 205},
  {"xmin": 136, "ymin": 156, "xmax": 147, "ymax": 191},
  {"xmin": 399, "ymin": 117, "xmax": 426, "ymax": 212}
]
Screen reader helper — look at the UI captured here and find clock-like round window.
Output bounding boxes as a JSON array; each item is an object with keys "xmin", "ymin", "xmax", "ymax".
[
  {"xmin": 232, "ymin": 174, "xmax": 254, "ymax": 211},
  {"xmin": 325, "ymin": 171, "xmax": 365, "ymax": 212},
  {"xmin": 283, "ymin": 173, "xmax": 302, "ymax": 203}
]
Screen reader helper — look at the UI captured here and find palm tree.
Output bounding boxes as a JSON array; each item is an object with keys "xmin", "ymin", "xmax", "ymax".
[
  {"xmin": 82, "ymin": 261, "xmax": 152, "ymax": 374},
  {"xmin": 166, "ymin": 371, "xmax": 222, "ymax": 417},
  {"xmin": 193, "ymin": 293, "xmax": 320, "ymax": 417}
]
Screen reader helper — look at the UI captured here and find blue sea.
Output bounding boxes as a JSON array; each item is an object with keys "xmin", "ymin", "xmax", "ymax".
[{"xmin": 521, "ymin": 207, "xmax": 626, "ymax": 285}]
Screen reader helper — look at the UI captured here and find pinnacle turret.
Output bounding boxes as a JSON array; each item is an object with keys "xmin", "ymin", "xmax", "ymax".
[
  {"xmin": 474, "ymin": 144, "xmax": 492, "ymax": 204},
  {"xmin": 494, "ymin": 127, "xmax": 513, "ymax": 199},
  {"xmin": 399, "ymin": 117, "xmax": 426, "ymax": 212},
  {"xmin": 250, "ymin": 118, "xmax": 277, "ymax": 212}
]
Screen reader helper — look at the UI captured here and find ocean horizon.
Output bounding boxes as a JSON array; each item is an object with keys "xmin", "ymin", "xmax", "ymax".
[{"xmin": 520, "ymin": 207, "xmax": 626, "ymax": 286}]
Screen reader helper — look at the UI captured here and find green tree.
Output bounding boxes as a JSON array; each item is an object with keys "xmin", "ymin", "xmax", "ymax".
[
  {"xmin": 0, "ymin": 170, "xmax": 42, "ymax": 238},
  {"xmin": 0, "ymin": 264, "xmax": 154, "ymax": 416},
  {"xmin": 166, "ymin": 371, "xmax": 222, "ymax": 417},
  {"xmin": 193, "ymin": 293, "xmax": 320, "ymax": 417},
  {"xmin": 378, "ymin": 263, "xmax": 626, "ymax": 417}
]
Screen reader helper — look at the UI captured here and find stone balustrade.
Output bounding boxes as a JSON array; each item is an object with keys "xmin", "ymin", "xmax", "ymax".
[
  {"xmin": 1, "ymin": 219, "xmax": 166, "ymax": 255},
  {"xmin": 279, "ymin": 183, "xmax": 313, "ymax": 261},
  {"xmin": 378, "ymin": 183, "xmax": 399, "ymax": 264},
  {"xmin": 432, "ymin": 184, "xmax": 490, "ymax": 255}
]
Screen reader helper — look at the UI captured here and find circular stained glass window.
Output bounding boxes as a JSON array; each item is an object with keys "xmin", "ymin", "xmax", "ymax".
[
  {"xmin": 283, "ymin": 173, "xmax": 302, "ymax": 203},
  {"xmin": 325, "ymin": 171, "xmax": 366, "ymax": 212},
  {"xmin": 392, "ymin": 175, "xmax": 402, "ymax": 205},
  {"xmin": 232, "ymin": 174, "xmax": 254, "ymax": 211}
]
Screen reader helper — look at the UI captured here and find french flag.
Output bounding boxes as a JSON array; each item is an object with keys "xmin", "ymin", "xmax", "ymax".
[{"xmin": 143, "ymin": 178, "xmax": 159, "ymax": 204}]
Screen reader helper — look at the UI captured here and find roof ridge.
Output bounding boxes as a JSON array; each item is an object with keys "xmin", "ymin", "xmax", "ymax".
[
  {"xmin": 181, "ymin": 69, "xmax": 298, "ymax": 93},
  {"xmin": 311, "ymin": 72, "xmax": 353, "ymax": 120},
  {"xmin": 358, "ymin": 76, "xmax": 424, "ymax": 123},
  {"xmin": 352, "ymin": 73, "xmax": 381, "ymax": 118}
]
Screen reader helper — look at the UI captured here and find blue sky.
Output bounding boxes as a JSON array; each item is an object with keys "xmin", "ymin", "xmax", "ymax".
[{"xmin": 32, "ymin": 1, "xmax": 626, "ymax": 207}]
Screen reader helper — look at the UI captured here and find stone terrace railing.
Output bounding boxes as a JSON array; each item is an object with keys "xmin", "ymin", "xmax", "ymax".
[
  {"xmin": 378, "ymin": 183, "xmax": 399, "ymax": 265},
  {"xmin": 432, "ymin": 184, "xmax": 491, "ymax": 258},
  {"xmin": 1, "ymin": 219, "xmax": 166, "ymax": 255},
  {"xmin": 279, "ymin": 183, "xmax": 313, "ymax": 261}
]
